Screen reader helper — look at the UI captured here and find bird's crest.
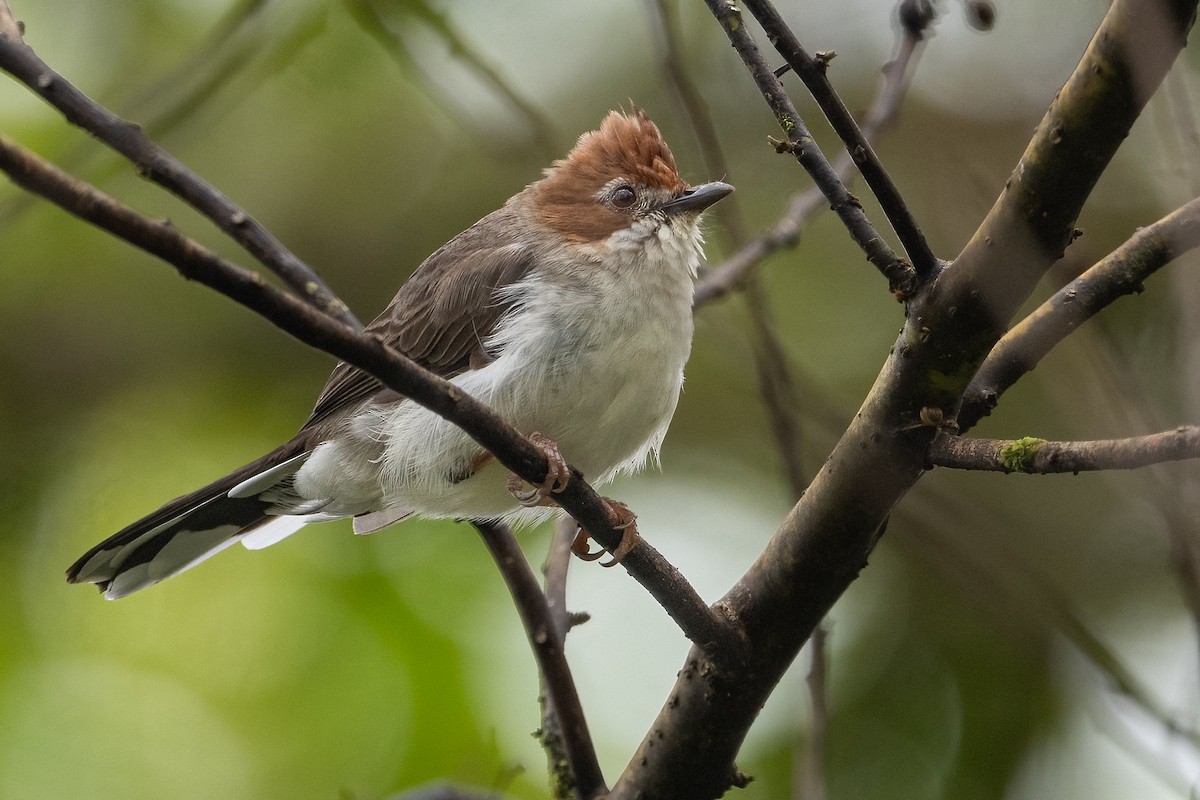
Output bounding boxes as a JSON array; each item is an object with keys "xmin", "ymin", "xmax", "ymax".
[
  {"xmin": 545, "ymin": 109, "xmax": 686, "ymax": 194},
  {"xmin": 530, "ymin": 109, "xmax": 687, "ymax": 243}
]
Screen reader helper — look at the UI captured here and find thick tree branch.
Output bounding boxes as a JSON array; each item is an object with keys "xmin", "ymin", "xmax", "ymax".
[
  {"xmin": 613, "ymin": 2, "xmax": 1198, "ymax": 797},
  {"xmin": 473, "ymin": 520, "xmax": 605, "ymax": 800},
  {"xmin": 0, "ymin": 10, "xmax": 361, "ymax": 329},
  {"xmin": 0, "ymin": 134, "xmax": 743, "ymax": 665},
  {"xmin": 959, "ymin": 196, "xmax": 1200, "ymax": 431},
  {"xmin": 693, "ymin": 0, "xmax": 930, "ymax": 307},
  {"xmin": 702, "ymin": 0, "xmax": 918, "ymax": 299},
  {"xmin": 742, "ymin": 0, "xmax": 938, "ymax": 278},
  {"xmin": 927, "ymin": 427, "xmax": 1200, "ymax": 473}
]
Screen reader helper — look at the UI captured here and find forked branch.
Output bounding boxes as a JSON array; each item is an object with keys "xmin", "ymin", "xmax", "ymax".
[
  {"xmin": 960, "ymin": 196, "xmax": 1200, "ymax": 431},
  {"xmin": 702, "ymin": 0, "xmax": 918, "ymax": 298},
  {"xmin": 742, "ymin": 0, "xmax": 938, "ymax": 278},
  {"xmin": 693, "ymin": 0, "xmax": 932, "ymax": 307}
]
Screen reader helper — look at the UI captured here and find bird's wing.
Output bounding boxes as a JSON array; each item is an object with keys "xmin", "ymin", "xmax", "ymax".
[
  {"xmin": 304, "ymin": 214, "xmax": 536, "ymax": 429},
  {"xmin": 68, "ymin": 211, "xmax": 539, "ymax": 597}
]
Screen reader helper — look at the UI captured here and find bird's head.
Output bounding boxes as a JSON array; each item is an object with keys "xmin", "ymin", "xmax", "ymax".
[{"xmin": 528, "ymin": 109, "xmax": 733, "ymax": 254}]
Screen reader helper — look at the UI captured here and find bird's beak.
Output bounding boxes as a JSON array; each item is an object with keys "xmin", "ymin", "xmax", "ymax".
[{"xmin": 661, "ymin": 181, "xmax": 735, "ymax": 215}]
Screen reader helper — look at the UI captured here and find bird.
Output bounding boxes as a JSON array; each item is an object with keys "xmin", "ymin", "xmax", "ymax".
[{"xmin": 67, "ymin": 109, "xmax": 733, "ymax": 600}]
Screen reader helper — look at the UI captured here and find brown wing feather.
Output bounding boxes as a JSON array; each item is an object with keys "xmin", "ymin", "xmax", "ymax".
[{"xmin": 304, "ymin": 206, "xmax": 535, "ymax": 429}]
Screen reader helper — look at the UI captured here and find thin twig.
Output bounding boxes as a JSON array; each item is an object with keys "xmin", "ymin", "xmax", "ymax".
[
  {"xmin": 537, "ymin": 518, "xmax": 584, "ymax": 798},
  {"xmin": 343, "ymin": 0, "xmax": 557, "ymax": 157},
  {"xmin": 473, "ymin": 520, "xmax": 606, "ymax": 800},
  {"xmin": 693, "ymin": 0, "xmax": 929, "ymax": 306},
  {"xmin": 544, "ymin": 518, "xmax": 578, "ymax": 641},
  {"xmin": 0, "ymin": 10, "xmax": 360, "ymax": 329},
  {"xmin": 743, "ymin": 283, "xmax": 809, "ymax": 495},
  {"xmin": 341, "ymin": 0, "xmax": 479, "ymax": 148},
  {"xmin": 0, "ymin": 9, "xmax": 325, "ymax": 228},
  {"xmin": 794, "ymin": 623, "xmax": 830, "ymax": 800},
  {"xmin": 702, "ymin": 0, "xmax": 918, "ymax": 299},
  {"xmin": 407, "ymin": 0, "xmax": 558, "ymax": 155},
  {"xmin": 0, "ymin": 134, "xmax": 743, "ymax": 664},
  {"xmin": 136, "ymin": 4, "xmax": 323, "ymax": 144},
  {"xmin": 959, "ymin": 196, "xmax": 1200, "ymax": 431},
  {"xmin": 1161, "ymin": 69, "xmax": 1200, "ymax": 669},
  {"xmin": 742, "ymin": 0, "xmax": 938, "ymax": 279},
  {"xmin": 928, "ymin": 427, "xmax": 1200, "ymax": 473},
  {"xmin": 128, "ymin": 0, "xmax": 270, "ymax": 134}
]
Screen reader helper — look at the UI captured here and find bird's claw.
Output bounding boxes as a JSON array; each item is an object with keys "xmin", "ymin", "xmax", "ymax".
[
  {"xmin": 571, "ymin": 528, "xmax": 606, "ymax": 561},
  {"xmin": 569, "ymin": 499, "xmax": 640, "ymax": 568},
  {"xmin": 507, "ymin": 432, "xmax": 571, "ymax": 508}
]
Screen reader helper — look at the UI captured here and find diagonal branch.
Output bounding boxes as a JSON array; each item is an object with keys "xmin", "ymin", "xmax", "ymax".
[
  {"xmin": 742, "ymin": 0, "xmax": 938, "ymax": 278},
  {"xmin": 0, "ymin": 9, "xmax": 361, "ymax": 329},
  {"xmin": 893, "ymin": 488, "xmax": 1199, "ymax": 745},
  {"xmin": 0, "ymin": 134, "xmax": 744, "ymax": 665},
  {"xmin": 959, "ymin": 196, "xmax": 1200, "ymax": 431},
  {"xmin": 693, "ymin": 0, "xmax": 931, "ymax": 307},
  {"xmin": 472, "ymin": 520, "xmax": 605, "ymax": 800},
  {"xmin": 702, "ymin": 0, "xmax": 918, "ymax": 299},
  {"xmin": 927, "ymin": 427, "xmax": 1200, "ymax": 473}
]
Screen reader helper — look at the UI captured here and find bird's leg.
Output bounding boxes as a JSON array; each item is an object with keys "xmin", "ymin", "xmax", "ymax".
[
  {"xmin": 570, "ymin": 499, "xmax": 640, "ymax": 568},
  {"xmin": 506, "ymin": 433, "xmax": 639, "ymax": 567},
  {"xmin": 507, "ymin": 432, "xmax": 571, "ymax": 507}
]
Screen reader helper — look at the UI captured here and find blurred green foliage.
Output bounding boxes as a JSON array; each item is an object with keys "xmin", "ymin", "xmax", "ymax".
[{"xmin": 2, "ymin": 0, "xmax": 1199, "ymax": 798}]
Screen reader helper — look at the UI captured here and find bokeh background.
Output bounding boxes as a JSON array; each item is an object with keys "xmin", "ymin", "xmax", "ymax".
[{"xmin": 2, "ymin": 0, "xmax": 1199, "ymax": 797}]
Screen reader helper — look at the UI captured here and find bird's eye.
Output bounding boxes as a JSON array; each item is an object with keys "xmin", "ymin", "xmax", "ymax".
[{"xmin": 611, "ymin": 185, "xmax": 637, "ymax": 209}]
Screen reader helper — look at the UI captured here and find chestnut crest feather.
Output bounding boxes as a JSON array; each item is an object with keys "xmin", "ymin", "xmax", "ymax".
[{"xmin": 530, "ymin": 110, "xmax": 688, "ymax": 243}]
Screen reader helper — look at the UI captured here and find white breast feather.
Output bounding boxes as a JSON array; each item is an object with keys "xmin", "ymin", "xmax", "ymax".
[{"xmin": 294, "ymin": 215, "xmax": 702, "ymax": 524}]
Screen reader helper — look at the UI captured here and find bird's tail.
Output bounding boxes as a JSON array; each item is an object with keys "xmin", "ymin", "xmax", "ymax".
[{"xmin": 67, "ymin": 441, "xmax": 311, "ymax": 599}]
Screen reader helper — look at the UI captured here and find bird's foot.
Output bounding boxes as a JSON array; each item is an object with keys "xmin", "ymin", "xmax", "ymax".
[
  {"xmin": 507, "ymin": 432, "xmax": 571, "ymax": 507},
  {"xmin": 570, "ymin": 499, "xmax": 639, "ymax": 568}
]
